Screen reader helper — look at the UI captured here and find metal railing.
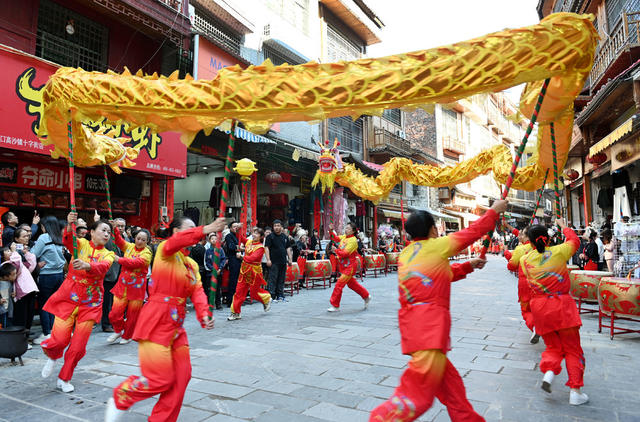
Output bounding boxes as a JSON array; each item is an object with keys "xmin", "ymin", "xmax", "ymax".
[
  {"xmin": 442, "ymin": 136, "xmax": 465, "ymax": 154},
  {"xmin": 371, "ymin": 128, "xmax": 410, "ymax": 152},
  {"xmin": 193, "ymin": 12, "xmax": 242, "ymax": 54},
  {"xmin": 157, "ymin": 0, "xmax": 183, "ymax": 11},
  {"xmin": 590, "ymin": 11, "xmax": 640, "ymax": 88}
]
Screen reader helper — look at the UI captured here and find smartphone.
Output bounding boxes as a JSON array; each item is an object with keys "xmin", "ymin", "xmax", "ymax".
[{"xmin": 15, "ymin": 244, "xmax": 24, "ymax": 251}]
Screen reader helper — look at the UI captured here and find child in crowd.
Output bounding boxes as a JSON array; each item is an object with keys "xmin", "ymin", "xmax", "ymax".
[{"xmin": 0, "ymin": 260, "xmax": 17, "ymax": 328}]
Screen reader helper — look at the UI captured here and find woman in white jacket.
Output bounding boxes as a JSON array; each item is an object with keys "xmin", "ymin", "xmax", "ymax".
[{"xmin": 10, "ymin": 227, "xmax": 39, "ymax": 338}]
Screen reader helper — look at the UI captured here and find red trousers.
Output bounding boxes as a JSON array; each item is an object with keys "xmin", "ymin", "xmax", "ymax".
[
  {"xmin": 109, "ymin": 294, "xmax": 143, "ymax": 340},
  {"xmin": 41, "ymin": 307, "xmax": 95, "ymax": 381},
  {"xmin": 230, "ymin": 282, "xmax": 271, "ymax": 315},
  {"xmin": 330, "ymin": 272, "xmax": 369, "ymax": 308},
  {"xmin": 370, "ymin": 350, "xmax": 484, "ymax": 422},
  {"xmin": 114, "ymin": 338, "xmax": 191, "ymax": 422},
  {"xmin": 520, "ymin": 301, "xmax": 535, "ymax": 332},
  {"xmin": 540, "ymin": 327, "xmax": 585, "ymax": 388}
]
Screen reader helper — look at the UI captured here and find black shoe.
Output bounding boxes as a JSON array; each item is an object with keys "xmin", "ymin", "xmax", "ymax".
[{"xmin": 102, "ymin": 326, "xmax": 115, "ymax": 333}]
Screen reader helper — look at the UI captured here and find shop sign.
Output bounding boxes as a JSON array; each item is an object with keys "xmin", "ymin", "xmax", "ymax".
[
  {"xmin": 611, "ymin": 136, "xmax": 640, "ymax": 172},
  {"xmin": 85, "ymin": 174, "xmax": 108, "ymax": 193},
  {"xmin": 196, "ymin": 37, "xmax": 244, "ymax": 80},
  {"xmin": 0, "ymin": 162, "xmax": 18, "ymax": 184},
  {"xmin": 0, "ymin": 45, "xmax": 186, "ymax": 178}
]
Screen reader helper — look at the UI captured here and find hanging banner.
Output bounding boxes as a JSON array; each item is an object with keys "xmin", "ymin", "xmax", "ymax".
[{"xmin": 0, "ymin": 45, "xmax": 187, "ymax": 177}]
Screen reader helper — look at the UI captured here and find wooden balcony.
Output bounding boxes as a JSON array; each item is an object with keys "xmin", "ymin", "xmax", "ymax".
[
  {"xmin": 442, "ymin": 136, "xmax": 465, "ymax": 155},
  {"xmin": 370, "ymin": 128, "xmax": 410, "ymax": 153},
  {"xmin": 590, "ymin": 11, "xmax": 640, "ymax": 91}
]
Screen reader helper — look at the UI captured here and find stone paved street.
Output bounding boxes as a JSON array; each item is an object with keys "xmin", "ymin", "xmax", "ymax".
[{"xmin": 1, "ymin": 256, "xmax": 639, "ymax": 422}]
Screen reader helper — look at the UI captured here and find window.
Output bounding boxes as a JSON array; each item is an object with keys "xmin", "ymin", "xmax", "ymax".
[
  {"xmin": 327, "ymin": 116, "xmax": 363, "ymax": 154},
  {"xmin": 442, "ymin": 108, "xmax": 458, "ymax": 138},
  {"xmin": 193, "ymin": 10, "xmax": 242, "ymax": 54},
  {"xmin": 327, "ymin": 25, "xmax": 361, "ymax": 62},
  {"xmin": 382, "ymin": 109, "xmax": 401, "ymax": 126},
  {"xmin": 36, "ymin": 0, "xmax": 108, "ymax": 72},
  {"xmin": 266, "ymin": 0, "xmax": 310, "ymax": 35},
  {"xmin": 392, "ymin": 183, "xmax": 402, "ymax": 195},
  {"xmin": 263, "ymin": 45, "xmax": 304, "ymax": 65},
  {"xmin": 412, "ymin": 184, "xmax": 420, "ymax": 197}
]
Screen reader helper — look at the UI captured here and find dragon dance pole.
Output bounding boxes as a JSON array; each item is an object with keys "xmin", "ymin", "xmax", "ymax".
[
  {"xmin": 67, "ymin": 121, "xmax": 79, "ymax": 259},
  {"xmin": 550, "ymin": 123, "xmax": 562, "ymax": 220},
  {"xmin": 530, "ymin": 168, "xmax": 550, "ymax": 222},
  {"xmin": 400, "ymin": 197, "xmax": 406, "ymax": 245},
  {"xmin": 103, "ymin": 166, "xmax": 113, "ymax": 220},
  {"xmin": 211, "ymin": 120, "xmax": 237, "ymax": 306},
  {"xmin": 480, "ymin": 78, "xmax": 550, "ymax": 259}
]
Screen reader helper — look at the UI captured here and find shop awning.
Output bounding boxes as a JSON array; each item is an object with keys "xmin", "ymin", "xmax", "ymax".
[
  {"xmin": 589, "ymin": 115, "xmax": 635, "ymax": 156},
  {"xmin": 381, "ymin": 209, "xmax": 403, "ymax": 219},
  {"xmin": 215, "ymin": 123, "xmax": 276, "ymax": 144},
  {"xmin": 444, "ymin": 210, "xmax": 481, "ymax": 223},
  {"xmin": 505, "ymin": 211, "xmax": 529, "ymax": 219}
]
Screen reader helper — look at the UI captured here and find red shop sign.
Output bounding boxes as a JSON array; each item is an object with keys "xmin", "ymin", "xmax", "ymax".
[{"xmin": 0, "ymin": 45, "xmax": 187, "ymax": 178}]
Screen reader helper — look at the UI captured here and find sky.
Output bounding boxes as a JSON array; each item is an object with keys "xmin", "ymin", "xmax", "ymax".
[
  {"xmin": 366, "ymin": 0, "xmax": 540, "ymax": 103},
  {"xmin": 367, "ymin": 0, "xmax": 541, "ymax": 58}
]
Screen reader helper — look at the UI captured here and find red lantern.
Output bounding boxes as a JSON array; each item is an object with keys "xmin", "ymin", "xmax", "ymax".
[
  {"xmin": 587, "ymin": 152, "xmax": 606, "ymax": 166},
  {"xmin": 265, "ymin": 171, "xmax": 283, "ymax": 191},
  {"xmin": 564, "ymin": 169, "xmax": 579, "ymax": 180}
]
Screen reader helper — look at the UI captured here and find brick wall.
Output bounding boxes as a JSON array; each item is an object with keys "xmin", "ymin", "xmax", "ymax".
[{"xmin": 405, "ymin": 108, "xmax": 437, "ymax": 157}]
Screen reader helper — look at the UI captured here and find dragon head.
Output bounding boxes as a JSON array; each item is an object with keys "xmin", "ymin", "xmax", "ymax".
[{"xmin": 312, "ymin": 138, "xmax": 343, "ymax": 193}]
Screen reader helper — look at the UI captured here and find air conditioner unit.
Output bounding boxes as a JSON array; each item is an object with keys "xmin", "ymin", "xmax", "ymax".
[{"xmin": 396, "ymin": 130, "xmax": 406, "ymax": 139}]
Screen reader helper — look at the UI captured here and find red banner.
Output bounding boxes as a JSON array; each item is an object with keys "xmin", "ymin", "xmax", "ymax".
[
  {"xmin": 0, "ymin": 45, "xmax": 186, "ymax": 177},
  {"xmin": 0, "ymin": 159, "xmax": 140, "ymax": 214}
]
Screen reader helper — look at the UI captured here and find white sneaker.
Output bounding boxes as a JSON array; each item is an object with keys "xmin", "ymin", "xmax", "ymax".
[
  {"xmin": 105, "ymin": 397, "xmax": 125, "ymax": 422},
  {"xmin": 41, "ymin": 358, "xmax": 56, "ymax": 378},
  {"xmin": 327, "ymin": 306, "xmax": 339, "ymax": 312},
  {"xmin": 541, "ymin": 370, "xmax": 554, "ymax": 393},
  {"xmin": 570, "ymin": 390, "xmax": 589, "ymax": 405},
  {"xmin": 530, "ymin": 329, "xmax": 540, "ymax": 344},
  {"xmin": 263, "ymin": 298, "xmax": 272, "ymax": 312},
  {"xmin": 364, "ymin": 295, "xmax": 371, "ymax": 310},
  {"xmin": 227, "ymin": 313, "xmax": 242, "ymax": 321},
  {"xmin": 27, "ymin": 344, "xmax": 33, "ymax": 350},
  {"xmin": 33, "ymin": 334, "xmax": 50, "ymax": 345},
  {"xmin": 106, "ymin": 332, "xmax": 122, "ymax": 344},
  {"xmin": 57, "ymin": 378, "xmax": 74, "ymax": 393},
  {"xmin": 119, "ymin": 338, "xmax": 131, "ymax": 345}
]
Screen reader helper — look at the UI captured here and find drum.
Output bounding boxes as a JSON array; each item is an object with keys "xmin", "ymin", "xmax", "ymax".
[
  {"xmin": 598, "ymin": 277, "xmax": 640, "ymax": 339},
  {"xmin": 284, "ymin": 263, "xmax": 300, "ymax": 296},
  {"xmin": 385, "ymin": 252, "xmax": 400, "ymax": 270},
  {"xmin": 598, "ymin": 277, "xmax": 640, "ymax": 318},
  {"xmin": 569, "ymin": 270, "xmax": 613, "ymax": 304},
  {"xmin": 365, "ymin": 254, "xmax": 386, "ymax": 277},
  {"xmin": 286, "ymin": 263, "xmax": 300, "ymax": 282},
  {"xmin": 305, "ymin": 260, "xmax": 332, "ymax": 288}
]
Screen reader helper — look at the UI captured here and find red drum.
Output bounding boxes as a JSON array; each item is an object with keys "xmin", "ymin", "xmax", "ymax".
[
  {"xmin": 598, "ymin": 277, "xmax": 640, "ymax": 339},
  {"xmin": 569, "ymin": 270, "xmax": 612, "ymax": 314},
  {"xmin": 365, "ymin": 254, "xmax": 386, "ymax": 277},
  {"xmin": 305, "ymin": 260, "xmax": 332, "ymax": 289}
]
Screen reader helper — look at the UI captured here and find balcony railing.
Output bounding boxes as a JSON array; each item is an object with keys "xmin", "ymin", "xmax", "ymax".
[
  {"xmin": 157, "ymin": 0, "xmax": 183, "ymax": 11},
  {"xmin": 371, "ymin": 128, "xmax": 410, "ymax": 152},
  {"xmin": 442, "ymin": 136, "xmax": 465, "ymax": 155},
  {"xmin": 590, "ymin": 11, "xmax": 640, "ymax": 88}
]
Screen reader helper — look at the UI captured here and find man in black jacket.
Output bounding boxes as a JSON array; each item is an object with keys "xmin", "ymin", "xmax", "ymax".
[
  {"xmin": 224, "ymin": 223, "xmax": 243, "ymax": 306},
  {"xmin": 265, "ymin": 220, "xmax": 292, "ymax": 301}
]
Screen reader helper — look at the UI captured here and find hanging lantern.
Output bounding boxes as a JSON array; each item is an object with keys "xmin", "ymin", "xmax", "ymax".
[
  {"xmin": 564, "ymin": 168, "xmax": 579, "ymax": 180},
  {"xmin": 234, "ymin": 158, "xmax": 258, "ymax": 180},
  {"xmin": 587, "ymin": 152, "xmax": 607, "ymax": 166},
  {"xmin": 265, "ymin": 171, "xmax": 283, "ymax": 191}
]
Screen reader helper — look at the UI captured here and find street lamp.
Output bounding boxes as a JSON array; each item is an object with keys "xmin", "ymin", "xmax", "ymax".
[{"xmin": 234, "ymin": 158, "xmax": 258, "ymax": 235}]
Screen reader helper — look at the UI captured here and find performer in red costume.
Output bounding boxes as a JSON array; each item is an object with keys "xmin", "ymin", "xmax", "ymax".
[
  {"xmin": 520, "ymin": 219, "xmax": 589, "ymax": 406},
  {"xmin": 327, "ymin": 222, "xmax": 370, "ymax": 312},
  {"xmin": 370, "ymin": 199, "xmax": 508, "ymax": 422},
  {"xmin": 228, "ymin": 227, "xmax": 272, "ymax": 320},
  {"xmin": 503, "ymin": 226, "xmax": 539, "ymax": 344},
  {"xmin": 107, "ymin": 226, "xmax": 152, "ymax": 345},
  {"xmin": 105, "ymin": 215, "xmax": 225, "ymax": 422},
  {"xmin": 41, "ymin": 212, "xmax": 115, "ymax": 393}
]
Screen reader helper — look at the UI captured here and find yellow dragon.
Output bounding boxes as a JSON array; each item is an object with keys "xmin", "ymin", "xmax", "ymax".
[{"xmin": 38, "ymin": 13, "xmax": 596, "ymax": 197}]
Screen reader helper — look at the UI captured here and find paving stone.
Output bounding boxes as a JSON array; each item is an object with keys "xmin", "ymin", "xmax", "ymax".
[
  {"xmin": 303, "ymin": 402, "xmax": 370, "ymax": 422},
  {"xmin": 188, "ymin": 380, "xmax": 254, "ymax": 399},
  {"xmin": 189, "ymin": 398, "xmax": 272, "ymax": 419},
  {"xmin": 289, "ymin": 386, "xmax": 366, "ymax": 408},
  {"xmin": 253, "ymin": 409, "xmax": 327, "ymax": 422},
  {"xmin": 242, "ymin": 390, "xmax": 318, "ymax": 413}
]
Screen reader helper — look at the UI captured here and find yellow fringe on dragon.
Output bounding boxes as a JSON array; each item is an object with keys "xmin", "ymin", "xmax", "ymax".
[{"xmin": 38, "ymin": 13, "xmax": 596, "ymax": 187}]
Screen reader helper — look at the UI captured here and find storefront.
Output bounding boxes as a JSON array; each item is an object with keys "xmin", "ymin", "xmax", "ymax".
[{"xmin": 0, "ymin": 44, "xmax": 186, "ymax": 230}]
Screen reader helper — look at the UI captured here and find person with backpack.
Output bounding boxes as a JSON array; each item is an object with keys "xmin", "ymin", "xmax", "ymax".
[{"xmin": 31, "ymin": 216, "xmax": 66, "ymax": 344}]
